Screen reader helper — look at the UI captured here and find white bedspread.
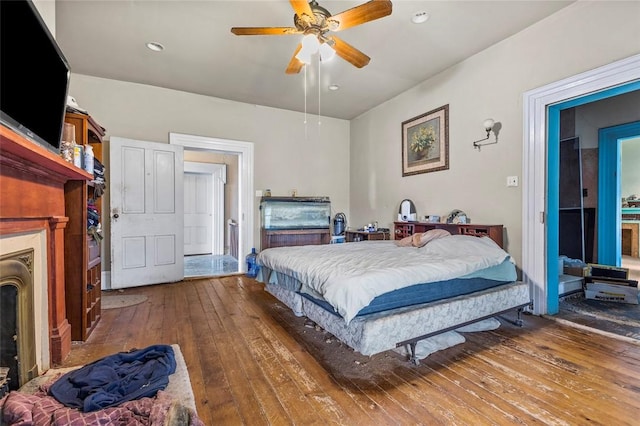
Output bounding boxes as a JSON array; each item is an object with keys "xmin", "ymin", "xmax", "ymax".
[{"xmin": 257, "ymin": 235, "xmax": 513, "ymax": 323}]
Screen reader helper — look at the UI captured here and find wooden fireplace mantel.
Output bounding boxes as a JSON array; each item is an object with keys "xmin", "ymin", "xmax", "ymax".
[{"xmin": 0, "ymin": 124, "xmax": 91, "ymax": 365}]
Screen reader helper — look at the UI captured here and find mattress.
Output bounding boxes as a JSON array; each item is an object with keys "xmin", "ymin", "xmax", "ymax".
[
  {"xmin": 257, "ymin": 236, "xmax": 515, "ymax": 323},
  {"xmin": 301, "ymin": 276, "xmax": 514, "ymax": 317},
  {"xmin": 261, "ymin": 262, "xmax": 515, "ymax": 317}
]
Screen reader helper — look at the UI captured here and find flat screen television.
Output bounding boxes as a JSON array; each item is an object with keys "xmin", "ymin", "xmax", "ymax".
[{"xmin": 1, "ymin": 0, "xmax": 70, "ymax": 154}]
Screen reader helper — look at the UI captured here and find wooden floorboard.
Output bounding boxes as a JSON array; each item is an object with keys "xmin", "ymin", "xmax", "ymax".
[{"xmin": 62, "ymin": 276, "xmax": 640, "ymax": 425}]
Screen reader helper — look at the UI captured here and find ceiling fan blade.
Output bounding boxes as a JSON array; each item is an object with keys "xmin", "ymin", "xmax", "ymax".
[
  {"xmin": 286, "ymin": 44, "xmax": 305, "ymax": 74},
  {"xmin": 328, "ymin": 0, "xmax": 392, "ymax": 31},
  {"xmin": 290, "ymin": 0, "xmax": 315, "ymax": 23},
  {"xmin": 231, "ymin": 27, "xmax": 301, "ymax": 36},
  {"xmin": 331, "ymin": 36, "xmax": 370, "ymax": 68}
]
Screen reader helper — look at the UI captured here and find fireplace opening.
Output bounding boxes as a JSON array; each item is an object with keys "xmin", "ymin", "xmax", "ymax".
[{"xmin": 0, "ymin": 248, "xmax": 37, "ymax": 391}]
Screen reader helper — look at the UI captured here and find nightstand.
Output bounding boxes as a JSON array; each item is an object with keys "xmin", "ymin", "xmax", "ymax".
[{"xmin": 345, "ymin": 230, "xmax": 391, "ymax": 242}]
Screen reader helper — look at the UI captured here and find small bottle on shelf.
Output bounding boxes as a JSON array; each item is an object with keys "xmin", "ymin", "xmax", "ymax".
[{"xmin": 84, "ymin": 144, "xmax": 94, "ymax": 175}]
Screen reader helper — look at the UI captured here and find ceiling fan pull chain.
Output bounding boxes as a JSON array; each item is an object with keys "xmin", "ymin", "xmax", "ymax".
[
  {"xmin": 304, "ymin": 65, "xmax": 308, "ymax": 140},
  {"xmin": 304, "ymin": 66, "xmax": 308, "ymax": 124},
  {"xmin": 318, "ymin": 56, "xmax": 322, "ymax": 128}
]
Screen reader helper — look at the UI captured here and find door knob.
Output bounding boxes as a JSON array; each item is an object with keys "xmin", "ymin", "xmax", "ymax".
[{"xmin": 113, "ymin": 214, "xmax": 119, "ymax": 219}]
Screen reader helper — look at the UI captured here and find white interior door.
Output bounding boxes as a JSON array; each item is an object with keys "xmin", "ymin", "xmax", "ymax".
[
  {"xmin": 184, "ymin": 162, "xmax": 226, "ymax": 256},
  {"xmin": 110, "ymin": 137, "xmax": 184, "ymax": 288},
  {"xmin": 184, "ymin": 172, "xmax": 212, "ymax": 255}
]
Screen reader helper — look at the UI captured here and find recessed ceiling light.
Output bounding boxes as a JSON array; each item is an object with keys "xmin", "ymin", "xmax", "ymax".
[
  {"xmin": 146, "ymin": 42, "xmax": 165, "ymax": 52},
  {"xmin": 411, "ymin": 11, "xmax": 429, "ymax": 24},
  {"xmin": 328, "ymin": 84, "xmax": 340, "ymax": 91}
]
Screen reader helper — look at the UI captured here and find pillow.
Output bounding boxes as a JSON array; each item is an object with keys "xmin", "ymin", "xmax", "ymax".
[
  {"xmin": 395, "ymin": 229, "xmax": 452, "ymax": 247},
  {"xmin": 395, "ymin": 235, "xmax": 414, "ymax": 247},
  {"xmin": 414, "ymin": 229, "xmax": 451, "ymax": 247}
]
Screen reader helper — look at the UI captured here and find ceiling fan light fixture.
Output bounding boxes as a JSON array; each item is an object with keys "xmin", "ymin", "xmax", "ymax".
[
  {"xmin": 319, "ymin": 42, "xmax": 335, "ymax": 62},
  {"xmin": 300, "ymin": 33, "xmax": 320, "ymax": 53},
  {"xmin": 296, "ymin": 33, "xmax": 321, "ymax": 64},
  {"xmin": 295, "ymin": 49, "xmax": 313, "ymax": 65}
]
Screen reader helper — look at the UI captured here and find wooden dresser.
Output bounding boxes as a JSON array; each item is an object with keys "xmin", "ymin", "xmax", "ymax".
[{"xmin": 394, "ymin": 222, "xmax": 504, "ymax": 248}]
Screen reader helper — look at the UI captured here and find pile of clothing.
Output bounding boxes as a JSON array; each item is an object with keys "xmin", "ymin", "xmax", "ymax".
[
  {"xmin": 92, "ymin": 158, "xmax": 106, "ymax": 198},
  {"xmin": 0, "ymin": 345, "xmax": 204, "ymax": 426}
]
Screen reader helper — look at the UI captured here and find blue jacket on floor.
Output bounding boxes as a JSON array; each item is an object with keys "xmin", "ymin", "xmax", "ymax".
[{"xmin": 49, "ymin": 344, "xmax": 176, "ymax": 412}]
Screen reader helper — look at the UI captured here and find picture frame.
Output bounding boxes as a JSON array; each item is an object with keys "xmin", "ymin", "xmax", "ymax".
[{"xmin": 402, "ymin": 104, "xmax": 449, "ymax": 176}]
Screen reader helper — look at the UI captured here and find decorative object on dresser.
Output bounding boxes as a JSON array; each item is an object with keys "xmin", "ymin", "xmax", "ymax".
[
  {"xmin": 63, "ymin": 112, "xmax": 106, "ymax": 341},
  {"xmin": 394, "ymin": 221, "xmax": 504, "ymax": 248},
  {"xmin": 397, "ymin": 198, "xmax": 417, "ymax": 222},
  {"xmin": 260, "ymin": 196, "xmax": 331, "ymax": 249},
  {"xmin": 402, "ymin": 104, "xmax": 449, "ymax": 176}
]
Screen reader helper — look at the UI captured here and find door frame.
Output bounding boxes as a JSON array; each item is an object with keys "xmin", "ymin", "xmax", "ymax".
[
  {"xmin": 597, "ymin": 121, "xmax": 640, "ymax": 266},
  {"xmin": 522, "ymin": 53, "xmax": 640, "ymax": 315},
  {"xmin": 170, "ymin": 133, "xmax": 254, "ymax": 271},
  {"xmin": 184, "ymin": 161, "xmax": 226, "ymax": 256}
]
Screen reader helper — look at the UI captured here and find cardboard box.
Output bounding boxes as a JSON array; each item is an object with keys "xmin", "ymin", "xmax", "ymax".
[
  {"xmin": 584, "ymin": 276, "xmax": 638, "ymax": 288},
  {"xmin": 587, "ymin": 263, "xmax": 629, "ymax": 279},
  {"xmin": 564, "ymin": 266, "xmax": 589, "ymax": 277},
  {"xmin": 585, "ymin": 282, "xmax": 639, "ymax": 304}
]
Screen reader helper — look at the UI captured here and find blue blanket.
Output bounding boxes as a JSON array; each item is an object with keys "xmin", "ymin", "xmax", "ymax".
[{"xmin": 49, "ymin": 344, "xmax": 176, "ymax": 412}]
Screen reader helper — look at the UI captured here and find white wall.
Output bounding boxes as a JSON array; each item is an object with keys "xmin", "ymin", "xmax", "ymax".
[
  {"xmin": 576, "ymin": 90, "xmax": 640, "ymax": 149},
  {"xmin": 33, "ymin": 0, "xmax": 55, "ymax": 35},
  {"xmin": 349, "ymin": 1, "xmax": 640, "ymax": 269},
  {"xmin": 622, "ymin": 138, "xmax": 640, "ymax": 199},
  {"xmin": 68, "ymin": 75, "xmax": 350, "ymax": 269}
]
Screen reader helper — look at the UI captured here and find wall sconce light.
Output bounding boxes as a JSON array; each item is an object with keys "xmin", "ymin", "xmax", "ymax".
[{"xmin": 473, "ymin": 118, "xmax": 499, "ymax": 150}]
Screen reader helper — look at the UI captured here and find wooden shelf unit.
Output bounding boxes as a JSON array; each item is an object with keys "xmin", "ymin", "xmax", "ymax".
[
  {"xmin": 63, "ymin": 113, "xmax": 105, "ymax": 341},
  {"xmin": 345, "ymin": 230, "xmax": 391, "ymax": 242},
  {"xmin": 394, "ymin": 222, "xmax": 504, "ymax": 248}
]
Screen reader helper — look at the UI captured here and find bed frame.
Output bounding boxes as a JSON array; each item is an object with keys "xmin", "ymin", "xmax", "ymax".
[{"xmin": 265, "ymin": 280, "xmax": 531, "ymax": 365}]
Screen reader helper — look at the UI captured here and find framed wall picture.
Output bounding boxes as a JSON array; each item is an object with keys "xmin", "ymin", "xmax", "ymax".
[{"xmin": 402, "ymin": 104, "xmax": 449, "ymax": 176}]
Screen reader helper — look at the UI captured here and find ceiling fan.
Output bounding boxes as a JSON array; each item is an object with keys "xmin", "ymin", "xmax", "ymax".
[{"xmin": 231, "ymin": 0, "xmax": 392, "ymax": 74}]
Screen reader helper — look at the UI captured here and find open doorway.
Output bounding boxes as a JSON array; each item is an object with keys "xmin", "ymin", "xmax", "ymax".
[
  {"xmin": 170, "ymin": 132, "xmax": 255, "ymax": 278},
  {"xmin": 523, "ymin": 54, "xmax": 640, "ymax": 339},
  {"xmin": 554, "ymin": 107, "xmax": 640, "ymax": 338},
  {"xmin": 620, "ymin": 137, "xmax": 640, "ymax": 278},
  {"xmin": 183, "ymin": 160, "xmax": 238, "ymax": 277}
]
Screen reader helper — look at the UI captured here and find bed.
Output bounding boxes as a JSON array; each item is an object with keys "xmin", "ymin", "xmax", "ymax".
[{"xmin": 256, "ymin": 231, "xmax": 531, "ymax": 364}]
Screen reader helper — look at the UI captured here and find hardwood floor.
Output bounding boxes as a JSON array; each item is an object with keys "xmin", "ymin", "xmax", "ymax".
[{"xmin": 63, "ymin": 277, "xmax": 640, "ymax": 425}]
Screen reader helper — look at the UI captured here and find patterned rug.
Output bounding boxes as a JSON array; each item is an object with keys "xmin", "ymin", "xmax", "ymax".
[{"xmin": 558, "ymin": 294, "xmax": 640, "ymax": 340}]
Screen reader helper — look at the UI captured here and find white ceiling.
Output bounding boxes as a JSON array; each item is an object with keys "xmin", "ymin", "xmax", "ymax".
[{"xmin": 55, "ymin": 1, "xmax": 574, "ymax": 120}]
